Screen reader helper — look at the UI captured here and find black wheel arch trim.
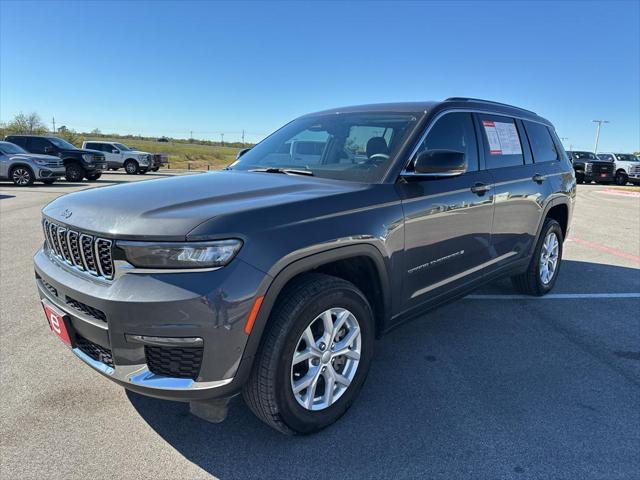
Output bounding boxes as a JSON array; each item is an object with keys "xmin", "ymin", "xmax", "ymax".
[
  {"xmin": 231, "ymin": 243, "xmax": 392, "ymax": 392},
  {"xmin": 529, "ymin": 196, "xmax": 571, "ymax": 257}
]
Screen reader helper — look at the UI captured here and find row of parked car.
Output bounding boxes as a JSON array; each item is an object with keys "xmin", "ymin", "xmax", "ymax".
[
  {"xmin": 568, "ymin": 150, "xmax": 640, "ymax": 186},
  {"xmin": 0, "ymin": 135, "xmax": 168, "ymax": 186}
]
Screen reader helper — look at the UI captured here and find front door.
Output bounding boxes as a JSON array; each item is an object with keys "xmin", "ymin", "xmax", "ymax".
[{"xmin": 397, "ymin": 112, "xmax": 495, "ymax": 311}]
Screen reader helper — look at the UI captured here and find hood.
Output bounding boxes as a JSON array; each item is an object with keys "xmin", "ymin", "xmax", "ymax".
[
  {"xmin": 42, "ymin": 170, "xmax": 361, "ymax": 240},
  {"xmin": 126, "ymin": 150, "xmax": 149, "ymax": 156},
  {"xmin": 12, "ymin": 153, "xmax": 61, "ymax": 161}
]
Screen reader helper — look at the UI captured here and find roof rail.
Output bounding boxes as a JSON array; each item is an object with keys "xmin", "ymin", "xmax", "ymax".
[{"xmin": 444, "ymin": 97, "xmax": 537, "ymax": 115}]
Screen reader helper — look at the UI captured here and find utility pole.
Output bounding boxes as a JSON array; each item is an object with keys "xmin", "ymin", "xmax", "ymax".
[
  {"xmin": 592, "ymin": 120, "xmax": 609, "ymax": 154},
  {"xmin": 190, "ymin": 130, "xmax": 193, "ymax": 140},
  {"xmin": 220, "ymin": 133, "xmax": 224, "ymax": 146},
  {"xmin": 242, "ymin": 129, "xmax": 245, "ymax": 147},
  {"xmin": 52, "ymin": 116, "xmax": 56, "ymax": 133}
]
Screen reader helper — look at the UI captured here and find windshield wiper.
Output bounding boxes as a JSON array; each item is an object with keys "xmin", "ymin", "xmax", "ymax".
[{"xmin": 249, "ymin": 167, "xmax": 314, "ymax": 176}]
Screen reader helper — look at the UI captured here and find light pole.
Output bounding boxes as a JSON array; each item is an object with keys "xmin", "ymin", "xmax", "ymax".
[{"xmin": 592, "ymin": 120, "xmax": 609, "ymax": 154}]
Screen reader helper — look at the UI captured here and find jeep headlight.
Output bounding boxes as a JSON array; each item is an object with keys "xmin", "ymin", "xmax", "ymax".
[
  {"xmin": 117, "ymin": 239, "xmax": 242, "ymax": 269},
  {"xmin": 82, "ymin": 154, "xmax": 94, "ymax": 163}
]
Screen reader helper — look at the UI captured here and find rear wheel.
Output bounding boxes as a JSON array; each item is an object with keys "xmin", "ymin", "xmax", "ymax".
[
  {"xmin": 243, "ymin": 273, "xmax": 374, "ymax": 435},
  {"xmin": 511, "ymin": 218, "xmax": 563, "ymax": 296},
  {"xmin": 124, "ymin": 159, "xmax": 139, "ymax": 174},
  {"xmin": 615, "ymin": 171, "xmax": 628, "ymax": 186},
  {"xmin": 65, "ymin": 163, "xmax": 85, "ymax": 182},
  {"xmin": 10, "ymin": 166, "xmax": 34, "ymax": 186}
]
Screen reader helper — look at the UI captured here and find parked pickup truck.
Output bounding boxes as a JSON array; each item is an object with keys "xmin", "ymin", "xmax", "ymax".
[
  {"xmin": 5, "ymin": 135, "xmax": 106, "ymax": 182},
  {"xmin": 596, "ymin": 152, "xmax": 640, "ymax": 185},
  {"xmin": 82, "ymin": 141, "xmax": 168, "ymax": 174},
  {"xmin": 566, "ymin": 150, "xmax": 614, "ymax": 184}
]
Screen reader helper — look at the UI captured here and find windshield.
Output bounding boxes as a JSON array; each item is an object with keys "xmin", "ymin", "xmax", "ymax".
[
  {"xmin": 615, "ymin": 154, "xmax": 639, "ymax": 162},
  {"xmin": 48, "ymin": 137, "xmax": 77, "ymax": 149},
  {"xmin": 229, "ymin": 112, "xmax": 422, "ymax": 182},
  {"xmin": 0, "ymin": 142, "xmax": 27, "ymax": 154},
  {"xmin": 572, "ymin": 151, "xmax": 597, "ymax": 160},
  {"xmin": 113, "ymin": 143, "xmax": 132, "ymax": 151}
]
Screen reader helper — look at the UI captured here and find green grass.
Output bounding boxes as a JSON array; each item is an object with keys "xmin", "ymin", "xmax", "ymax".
[{"xmin": 83, "ymin": 137, "xmax": 240, "ymax": 170}]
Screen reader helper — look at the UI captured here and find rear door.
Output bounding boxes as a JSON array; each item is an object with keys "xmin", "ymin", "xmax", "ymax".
[
  {"xmin": 478, "ymin": 114, "xmax": 552, "ymax": 269},
  {"xmin": 397, "ymin": 112, "xmax": 495, "ymax": 311}
]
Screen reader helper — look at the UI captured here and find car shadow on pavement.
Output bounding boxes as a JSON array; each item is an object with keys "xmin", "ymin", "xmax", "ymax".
[{"xmin": 127, "ymin": 260, "xmax": 640, "ymax": 480}]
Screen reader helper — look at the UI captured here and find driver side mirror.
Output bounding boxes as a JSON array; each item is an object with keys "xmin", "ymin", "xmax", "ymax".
[
  {"xmin": 412, "ymin": 149, "xmax": 466, "ymax": 176},
  {"xmin": 112, "ymin": 149, "xmax": 120, "ymax": 154},
  {"xmin": 236, "ymin": 147, "xmax": 251, "ymax": 160}
]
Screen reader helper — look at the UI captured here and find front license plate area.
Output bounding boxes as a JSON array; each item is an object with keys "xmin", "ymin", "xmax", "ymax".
[{"xmin": 42, "ymin": 300, "xmax": 73, "ymax": 346}]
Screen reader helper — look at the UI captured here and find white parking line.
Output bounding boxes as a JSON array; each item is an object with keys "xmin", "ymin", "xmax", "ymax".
[{"xmin": 465, "ymin": 293, "xmax": 640, "ymax": 300}]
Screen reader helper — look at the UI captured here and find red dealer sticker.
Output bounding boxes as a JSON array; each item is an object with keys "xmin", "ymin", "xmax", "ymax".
[{"xmin": 42, "ymin": 301, "xmax": 72, "ymax": 346}]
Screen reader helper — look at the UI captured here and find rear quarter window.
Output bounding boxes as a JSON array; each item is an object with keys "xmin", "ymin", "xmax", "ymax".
[{"xmin": 523, "ymin": 121, "xmax": 558, "ymax": 163}]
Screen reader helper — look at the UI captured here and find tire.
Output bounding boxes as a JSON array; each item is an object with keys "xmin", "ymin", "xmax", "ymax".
[
  {"xmin": 615, "ymin": 171, "xmax": 628, "ymax": 186},
  {"xmin": 511, "ymin": 218, "xmax": 563, "ymax": 296},
  {"xmin": 575, "ymin": 172, "xmax": 584, "ymax": 184},
  {"xmin": 65, "ymin": 163, "xmax": 85, "ymax": 182},
  {"xmin": 85, "ymin": 172, "xmax": 102, "ymax": 181},
  {"xmin": 151, "ymin": 166, "xmax": 159, "ymax": 172},
  {"xmin": 10, "ymin": 166, "xmax": 34, "ymax": 186},
  {"xmin": 243, "ymin": 273, "xmax": 374, "ymax": 435},
  {"xmin": 41, "ymin": 179, "xmax": 56, "ymax": 185},
  {"xmin": 124, "ymin": 160, "xmax": 139, "ymax": 174}
]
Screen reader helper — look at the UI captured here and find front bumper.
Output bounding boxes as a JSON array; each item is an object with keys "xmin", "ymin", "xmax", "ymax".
[
  {"xmin": 34, "ymin": 248, "xmax": 267, "ymax": 401},
  {"xmin": 35, "ymin": 166, "xmax": 66, "ymax": 179}
]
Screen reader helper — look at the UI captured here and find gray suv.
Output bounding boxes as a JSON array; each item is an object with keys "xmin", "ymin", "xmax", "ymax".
[
  {"xmin": 0, "ymin": 141, "xmax": 65, "ymax": 185},
  {"xmin": 34, "ymin": 98, "xmax": 575, "ymax": 434}
]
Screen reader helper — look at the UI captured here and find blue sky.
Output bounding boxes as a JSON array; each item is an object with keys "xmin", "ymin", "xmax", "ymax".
[{"xmin": 1, "ymin": 0, "xmax": 638, "ymax": 151}]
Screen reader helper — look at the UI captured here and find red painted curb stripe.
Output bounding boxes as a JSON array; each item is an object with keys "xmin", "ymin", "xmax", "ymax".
[{"xmin": 567, "ymin": 237, "xmax": 640, "ymax": 263}]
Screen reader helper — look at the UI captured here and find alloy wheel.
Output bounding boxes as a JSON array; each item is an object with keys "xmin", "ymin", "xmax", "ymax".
[
  {"xmin": 539, "ymin": 231, "xmax": 559, "ymax": 284},
  {"xmin": 12, "ymin": 168, "xmax": 31, "ymax": 185},
  {"xmin": 290, "ymin": 308, "xmax": 361, "ymax": 411}
]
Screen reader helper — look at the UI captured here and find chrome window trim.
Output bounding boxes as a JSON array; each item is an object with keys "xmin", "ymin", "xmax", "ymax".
[{"xmin": 400, "ymin": 108, "xmax": 553, "ymax": 174}]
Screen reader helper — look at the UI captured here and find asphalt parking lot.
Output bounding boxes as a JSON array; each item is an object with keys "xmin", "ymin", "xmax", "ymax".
[{"xmin": 1, "ymin": 172, "xmax": 639, "ymax": 480}]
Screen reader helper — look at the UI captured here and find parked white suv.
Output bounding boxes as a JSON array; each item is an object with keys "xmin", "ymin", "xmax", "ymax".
[
  {"xmin": 82, "ymin": 141, "xmax": 167, "ymax": 174},
  {"xmin": 596, "ymin": 152, "xmax": 640, "ymax": 185}
]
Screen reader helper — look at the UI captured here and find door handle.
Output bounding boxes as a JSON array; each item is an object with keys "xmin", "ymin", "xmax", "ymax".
[
  {"xmin": 470, "ymin": 182, "xmax": 491, "ymax": 195},
  {"xmin": 532, "ymin": 173, "xmax": 545, "ymax": 184}
]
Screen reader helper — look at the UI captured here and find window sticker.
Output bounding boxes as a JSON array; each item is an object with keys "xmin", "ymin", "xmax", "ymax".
[{"xmin": 482, "ymin": 120, "xmax": 523, "ymax": 155}]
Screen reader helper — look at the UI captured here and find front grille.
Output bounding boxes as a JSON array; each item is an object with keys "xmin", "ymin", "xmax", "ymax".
[
  {"xmin": 75, "ymin": 334, "xmax": 114, "ymax": 368},
  {"xmin": 145, "ymin": 345, "xmax": 203, "ymax": 380},
  {"xmin": 65, "ymin": 296, "xmax": 106, "ymax": 322},
  {"xmin": 590, "ymin": 163, "xmax": 613, "ymax": 174},
  {"xmin": 43, "ymin": 219, "xmax": 114, "ymax": 280},
  {"xmin": 630, "ymin": 165, "xmax": 640, "ymax": 175}
]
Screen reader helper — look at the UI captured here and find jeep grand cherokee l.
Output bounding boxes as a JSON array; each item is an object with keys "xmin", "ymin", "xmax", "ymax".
[
  {"xmin": 34, "ymin": 98, "xmax": 575, "ymax": 434},
  {"xmin": 5, "ymin": 135, "xmax": 106, "ymax": 182}
]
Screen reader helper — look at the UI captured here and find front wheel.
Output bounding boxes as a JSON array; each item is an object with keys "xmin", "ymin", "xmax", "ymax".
[
  {"xmin": 65, "ymin": 163, "xmax": 85, "ymax": 182},
  {"xmin": 615, "ymin": 171, "xmax": 628, "ymax": 186},
  {"xmin": 85, "ymin": 172, "xmax": 102, "ymax": 181},
  {"xmin": 243, "ymin": 273, "xmax": 374, "ymax": 435},
  {"xmin": 124, "ymin": 160, "xmax": 140, "ymax": 174},
  {"xmin": 10, "ymin": 166, "xmax": 34, "ymax": 186},
  {"xmin": 511, "ymin": 218, "xmax": 563, "ymax": 296}
]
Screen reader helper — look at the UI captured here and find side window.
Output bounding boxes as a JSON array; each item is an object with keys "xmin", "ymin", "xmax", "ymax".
[
  {"xmin": 524, "ymin": 121, "xmax": 558, "ymax": 163},
  {"xmin": 28, "ymin": 137, "xmax": 52, "ymax": 153},
  {"xmin": 598, "ymin": 154, "xmax": 613, "ymax": 162},
  {"xmin": 85, "ymin": 142, "xmax": 99, "ymax": 150},
  {"xmin": 478, "ymin": 114, "xmax": 524, "ymax": 168},
  {"xmin": 7, "ymin": 137, "xmax": 26, "ymax": 148},
  {"xmin": 414, "ymin": 112, "xmax": 478, "ymax": 172}
]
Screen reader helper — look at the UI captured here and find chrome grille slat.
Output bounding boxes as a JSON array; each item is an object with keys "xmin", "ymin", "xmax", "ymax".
[{"xmin": 42, "ymin": 219, "xmax": 114, "ymax": 280}]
